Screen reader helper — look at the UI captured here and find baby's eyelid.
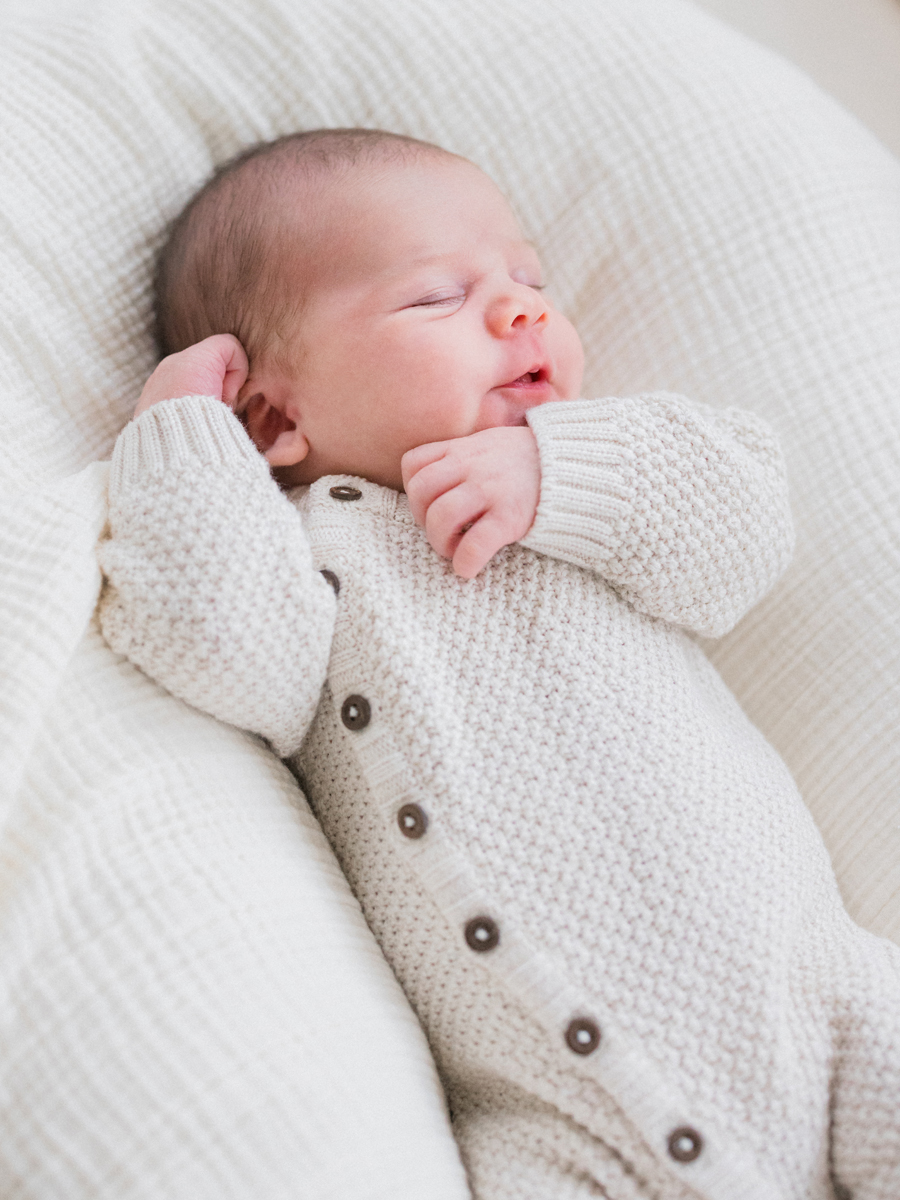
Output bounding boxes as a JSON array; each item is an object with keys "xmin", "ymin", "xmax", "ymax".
[
  {"xmin": 412, "ymin": 291, "xmax": 466, "ymax": 307},
  {"xmin": 511, "ymin": 273, "xmax": 545, "ymax": 290}
]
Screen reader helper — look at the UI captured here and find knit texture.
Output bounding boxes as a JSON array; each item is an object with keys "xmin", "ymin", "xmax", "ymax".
[
  {"xmin": 101, "ymin": 396, "xmax": 337, "ymax": 752},
  {"xmin": 523, "ymin": 395, "xmax": 793, "ymax": 636},
  {"xmin": 100, "ymin": 394, "xmax": 900, "ymax": 1199},
  {"xmin": 4, "ymin": 0, "xmax": 899, "ymax": 943},
  {"xmin": 4, "ymin": 0, "xmax": 900, "ymax": 1194}
]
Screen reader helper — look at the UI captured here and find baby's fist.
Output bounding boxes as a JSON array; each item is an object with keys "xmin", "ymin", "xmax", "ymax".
[
  {"xmin": 134, "ymin": 334, "xmax": 248, "ymax": 419},
  {"xmin": 402, "ymin": 426, "xmax": 541, "ymax": 579}
]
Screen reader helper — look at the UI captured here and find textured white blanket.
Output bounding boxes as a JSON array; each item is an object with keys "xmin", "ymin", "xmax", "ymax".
[{"xmin": 2, "ymin": 0, "xmax": 899, "ymax": 1195}]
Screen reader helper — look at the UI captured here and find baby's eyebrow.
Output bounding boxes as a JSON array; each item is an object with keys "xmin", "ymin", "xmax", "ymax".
[
  {"xmin": 367, "ymin": 253, "xmax": 454, "ymax": 288},
  {"xmin": 397, "ymin": 252, "xmax": 457, "ymax": 270},
  {"xmin": 383, "ymin": 240, "xmax": 541, "ymax": 279}
]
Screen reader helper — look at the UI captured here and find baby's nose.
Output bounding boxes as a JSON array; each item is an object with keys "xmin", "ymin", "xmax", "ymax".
[{"xmin": 488, "ymin": 285, "xmax": 549, "ymax": 335}]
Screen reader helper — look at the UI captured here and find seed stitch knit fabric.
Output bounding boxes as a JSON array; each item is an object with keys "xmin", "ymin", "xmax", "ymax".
[{"xmin": 99, "ymin": 393, "xmax": 900, "ymax": 1200}]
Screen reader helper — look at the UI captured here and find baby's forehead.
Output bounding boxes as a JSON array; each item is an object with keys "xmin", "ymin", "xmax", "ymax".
[{"xmin": 271, "ymin": 155, "xmax": 529, "ymax": 283}]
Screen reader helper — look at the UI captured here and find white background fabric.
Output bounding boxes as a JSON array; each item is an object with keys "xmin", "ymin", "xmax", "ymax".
[
  {"xmin": 1, "ymin": 0, "xmax": 899, "ymax": 1194},
  {"xmin": 695, "ymin": 0, "xmax": 900, "ymax": 158}
]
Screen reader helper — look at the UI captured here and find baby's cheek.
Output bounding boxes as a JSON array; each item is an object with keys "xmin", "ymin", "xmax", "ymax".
[{"xmin": 546, "ymin": 311, "xmax": 584, "ymax": 398}]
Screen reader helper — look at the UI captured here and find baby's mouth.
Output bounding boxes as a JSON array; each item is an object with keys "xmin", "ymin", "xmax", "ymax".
[{"xmin": 500, "ymin": 368, "xmax": 547, "ymax": 387}]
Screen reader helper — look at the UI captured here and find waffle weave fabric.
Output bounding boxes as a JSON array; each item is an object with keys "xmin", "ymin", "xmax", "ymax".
[
  {"xmin": 4, "ymin": 0, "xmax": 900, "ymax": 1194},
  {"xmin": 99, "ymin": 394, "xmax": 900, "ymax": 1200},
  {"xmin": 4, "ymin": 0, "xmax": 900, "ymax": 951}
]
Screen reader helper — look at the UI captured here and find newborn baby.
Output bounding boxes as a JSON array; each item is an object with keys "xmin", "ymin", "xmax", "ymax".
[{"xmin": 100, "ymin": 129, "xmax": 900, "ymax": 1200}]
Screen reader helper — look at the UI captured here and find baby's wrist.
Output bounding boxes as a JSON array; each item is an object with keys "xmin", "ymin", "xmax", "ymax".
[{"xmin": 113, "ymin": 396, "xmax": 264, "ymax": 495}]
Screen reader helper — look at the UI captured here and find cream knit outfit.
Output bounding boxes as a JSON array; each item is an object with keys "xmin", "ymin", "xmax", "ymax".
[{"xmin": 99, "ymin": 393, "xmax": 900, "ymax": 1200}]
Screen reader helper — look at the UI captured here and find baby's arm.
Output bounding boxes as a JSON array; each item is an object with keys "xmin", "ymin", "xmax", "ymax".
[
  {"xmin": 403, "ymin": 394, "xmax": 793, "ymax": 638},
  {"xmin": 99, "ymin": 337, "xmax": 336, "ymax": 757}
]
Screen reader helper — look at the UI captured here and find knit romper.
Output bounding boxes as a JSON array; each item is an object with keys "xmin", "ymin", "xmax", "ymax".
[{"xmin": 100, "ymin": 392, "xmax": 900, "ymax": 1200}]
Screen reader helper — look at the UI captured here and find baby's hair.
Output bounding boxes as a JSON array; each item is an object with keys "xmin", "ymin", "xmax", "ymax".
[{"xmin": 153, "ymin": 128, "xmax": 449, "ymax": 375}]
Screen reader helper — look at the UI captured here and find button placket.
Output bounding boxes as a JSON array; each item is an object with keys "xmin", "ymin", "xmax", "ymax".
[{"xmin": 315, "ymin": 569, "xmax": 742, "ymax": 1191}]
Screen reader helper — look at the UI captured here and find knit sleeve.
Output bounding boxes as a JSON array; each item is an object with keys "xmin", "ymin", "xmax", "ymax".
[
  {"xmin": 521, "ymin": 394, "xmax": 794, "ymax": 637},
  {"xmin": 98, "ymin": 394, "xmax": 336, "ymax": 757}
]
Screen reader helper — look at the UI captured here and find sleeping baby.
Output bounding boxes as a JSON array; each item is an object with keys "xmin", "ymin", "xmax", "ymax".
[{"xmin": 99, "ymin": 128, "xmax": 900, "ymax": 1200}]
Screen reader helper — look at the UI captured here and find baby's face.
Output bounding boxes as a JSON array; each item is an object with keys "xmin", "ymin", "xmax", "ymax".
[{"xmin": 259, "ymin": 154, "xmax": 584, "ymax": 490}]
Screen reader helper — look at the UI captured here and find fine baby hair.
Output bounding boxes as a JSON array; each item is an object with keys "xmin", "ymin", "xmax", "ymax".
[{"xmin": 153, "ymin": 128, "xmax": 450, "ymax": 376}]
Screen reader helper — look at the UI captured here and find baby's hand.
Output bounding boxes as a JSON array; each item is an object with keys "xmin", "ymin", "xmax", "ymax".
[
  {"xmin": 402, "ymin": 426, "xmax": 541, "ymax": 579},
  {"xmin": 133, "ymin": 334, "xmax": 248, "ymax": 419}
]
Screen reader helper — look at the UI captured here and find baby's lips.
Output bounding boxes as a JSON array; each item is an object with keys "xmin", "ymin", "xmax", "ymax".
[{"xmin": 495, "ymin": 363, "xmax": 550, "ymax": 389}]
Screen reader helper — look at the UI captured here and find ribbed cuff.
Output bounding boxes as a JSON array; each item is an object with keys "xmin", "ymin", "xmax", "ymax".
[
  {"xmin": 110, "ymin": 395, "xmax": 264, "ymax": 494},
  {"xmin": 522, "ymin": 397, "xmax": 636, "ymax": 570}
]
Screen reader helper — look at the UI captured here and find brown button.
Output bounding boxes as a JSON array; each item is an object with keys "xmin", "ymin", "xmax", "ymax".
[
  {"xmin": 397, "ymin": 803, "xmax": 428, "ymax": 839},
  {"xmin": 320, "ymin": 569, "xmax": 340, "ymax": 595},
  {"xmin": 667, "ymin": 1127, "xmax": 703, "ymax": 1163},
  {"xmin": 464, "ymin": 916, "xmax": 499, "ymax": 952},
  {"xmin": 329, "ymin": 485, "xmax": 362, "ymax": 501},
  {"xmin": 341, "ymin": 695, "xmax": 371, "ymax": 730},
  {"xmin": 565, "ymin": 1017, "xmax": 601, "ymax": 1056}
]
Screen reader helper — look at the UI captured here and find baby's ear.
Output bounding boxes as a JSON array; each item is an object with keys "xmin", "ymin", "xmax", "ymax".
[{"xmin": 240, "ymin": 392, "xmax": 309, "ymax": 466}]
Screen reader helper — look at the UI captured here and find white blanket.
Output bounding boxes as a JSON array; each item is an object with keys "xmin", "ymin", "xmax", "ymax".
[{"xmin": 2, "ymin": 0, "xmax": 899, "ymax": 1194}]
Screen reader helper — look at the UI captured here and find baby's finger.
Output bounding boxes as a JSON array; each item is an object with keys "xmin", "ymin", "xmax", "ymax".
[
  {"xmin": 401, "ymin": 440, "xmax": 456, "ymax": 494},
  {"xmin": 216, "ymin": 335, "xmax": 250, "ymax": 408},
  {"xmin": 134, "ymin": 334, "xmax": 250, "ymax": 418},
  {"xmin": 452, "ymin": 511, "xmax": 511, "ymax": 580},
  {"xmin": 422, "ymin": 482, "xmax": 487, "ymax": 560},
  {"xmin": 404, "ymin": 452, "xmax": 468, "ymax": 527}
]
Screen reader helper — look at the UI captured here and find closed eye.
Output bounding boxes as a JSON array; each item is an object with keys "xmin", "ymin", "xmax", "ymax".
[{"xmin": 412, "ymin": 293, "xmax": 466, "ymax": 308}]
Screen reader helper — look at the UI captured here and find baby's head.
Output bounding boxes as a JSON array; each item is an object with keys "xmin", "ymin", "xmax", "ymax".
[{"xmin": 156, "ymin": 129, "xmax": 584, "ymax": 489}]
